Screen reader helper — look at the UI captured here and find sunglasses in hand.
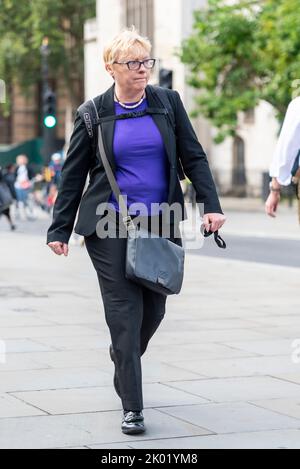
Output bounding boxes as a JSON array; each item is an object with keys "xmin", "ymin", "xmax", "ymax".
[{"xmin": 202, "ymin": 226, "xmax": 227, "ymax": 249}]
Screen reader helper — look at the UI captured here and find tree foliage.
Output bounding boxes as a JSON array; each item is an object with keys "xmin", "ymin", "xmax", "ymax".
[
  {"xmin": 177, "ymin": 0, "xmax": 300, "ymax": 142},
  {"xmin": 0, "ymin": 0, "xmax": 96, "ymax": 113}
]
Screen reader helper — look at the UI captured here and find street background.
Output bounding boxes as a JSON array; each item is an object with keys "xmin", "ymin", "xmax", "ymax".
[
  {"xmin": 1, "ymin": 198, "xmax": 300, "ymax": 449},
  {"xmin": 1, "ymin": 0, "xmax": 300, "ymax": 450}
]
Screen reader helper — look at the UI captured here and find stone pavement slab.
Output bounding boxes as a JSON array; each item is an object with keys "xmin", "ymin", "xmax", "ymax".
[
  {"xmin": 145, "ymin": 342, "xmax": 256, "ymax": 362},
  {"xmin": 0, "ymin": 367, "xmax": 113, "ymax": 393},
  {"xmin": 220, "ymin": 338, "xmax": 297, "ymax": 356},
  {"xmin": 1, "ymin": 222, "xmax": 300, "ymax": 448},
  {"xmin": 0, "ymin": 393, "xmax": 46, "ymax": 418},
  {"xmin": 162, "ymin": 376, "xmax": 300, "ymax": 402},
  {"xmin": 23, "ymin": 335, "xmax": 110, "ymax": 351},
  {"xmin": 0, "ymin": 409, "xmax": 211, "ymax": 449},
  {"xmin": 158, "ymin": 402, "xmax": 300, "ymax": 434},
  {"xmin": 0, "ymin": 325, "xmax": 104, "ymax": 340},
  {"xmin": 11, "ymin": 382, "xmax": 208, "ymax": 415},
  {"xmin": 272, "ymin": 374, "xmax": 300, "ymax": 385},
  {"xmin": 0, "ymin": 353, "xmax": 51, "ymax": 372},
  {"xmin": 247, "ymin": 398, "xmax": 300, "ymax": 420},
  {"xmin": 124, "ymin": 429, "xmax": 300, "ymax": 449},
  {"xmin": 0, "ymin": 338, "xmax": 57, "ymax": 353},
  {"xmin": 169, "ymin": 355, "xmax": 300, "ymax": 378}
]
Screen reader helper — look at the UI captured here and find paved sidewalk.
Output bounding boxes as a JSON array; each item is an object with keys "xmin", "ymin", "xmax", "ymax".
[{"xmin": 0, "ymin": 210, "xmax": 300, "ymax": 448}]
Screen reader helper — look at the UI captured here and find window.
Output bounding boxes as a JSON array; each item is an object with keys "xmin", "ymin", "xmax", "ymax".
[
  {"xmin": 232, "ymin": 136, "xmax": 247, "ymax": 196},
  {"xmin": 125, "ymin": 0, "xmax": 154, "ymax": 51},
  {"xmin": 244, "ymin": 108, "xmax": 255, "ymax": 124}
]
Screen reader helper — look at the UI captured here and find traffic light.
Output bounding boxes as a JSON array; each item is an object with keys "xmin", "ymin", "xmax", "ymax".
[
  {"xmin": 43, "ymin": 89, "xmax": 57, "ymax": 128},
  {"xmin": 159, "ymin": 68, "xmax": 173, "ymax": 89}
]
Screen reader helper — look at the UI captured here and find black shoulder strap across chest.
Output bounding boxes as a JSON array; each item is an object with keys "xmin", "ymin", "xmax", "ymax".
[
  {"xmin": 77, "ymin": 87, "xmax": 176, "ymax": 139},
  {"xmin": 96, "ymin": 107, "xmax": 168, "ymax": 124},
  {"xmin": 77, "ymin": 88, "xmax": 185, "ymax": 179}
]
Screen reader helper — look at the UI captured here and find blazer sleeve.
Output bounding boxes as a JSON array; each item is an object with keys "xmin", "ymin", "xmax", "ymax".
[
  {"xmin": 46, "ymin": 110, "xmax": 92, "ymax": 244},
  {"xmin": 173, "ymin": 90, "xmax": 224, "ymax": 215}
]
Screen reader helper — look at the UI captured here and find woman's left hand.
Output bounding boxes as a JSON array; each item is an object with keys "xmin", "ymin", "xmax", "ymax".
[{"xmin": 203, "ymin": 213, "xmax": 226, "ymax": 232}]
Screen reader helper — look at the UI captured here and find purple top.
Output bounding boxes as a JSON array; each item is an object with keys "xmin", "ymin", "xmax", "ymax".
[{"xmin": 107, "ymin": 97, "xmax": 169, "ymax": 216}]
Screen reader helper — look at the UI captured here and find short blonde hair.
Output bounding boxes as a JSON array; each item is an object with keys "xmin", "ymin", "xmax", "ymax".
[{"xmin": 103, "ymin": 25, "xmax": 152, "ymax": 64}]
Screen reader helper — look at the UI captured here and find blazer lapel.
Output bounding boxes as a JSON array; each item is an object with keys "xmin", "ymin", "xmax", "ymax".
[{"xmin": 145, "ymin": 85, "xmax": 176, "ymax": 168}]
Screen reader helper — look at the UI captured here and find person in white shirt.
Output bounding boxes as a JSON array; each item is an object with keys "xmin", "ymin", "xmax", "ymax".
[{"xmin": 265, "ymin": 96, "xmax": 300, "ymax": 217}]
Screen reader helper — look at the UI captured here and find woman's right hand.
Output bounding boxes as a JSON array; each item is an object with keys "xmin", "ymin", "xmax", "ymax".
[{"xmin": 47, "ymin": 241, "xmax": 69, "ymax": 256}]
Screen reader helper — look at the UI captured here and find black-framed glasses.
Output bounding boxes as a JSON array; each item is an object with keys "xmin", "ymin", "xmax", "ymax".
[{"xmin": 112, "ymin": 59, "xmax": 156, "ymax": 70}]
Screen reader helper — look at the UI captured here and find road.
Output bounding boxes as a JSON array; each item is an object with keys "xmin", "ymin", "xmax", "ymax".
[
  {"xmin": 198, "ymin": 233, "xmax": 300, "ymax": 268},
  {"xmin": 1, "ymin": 207, "xmax": 300, "ymax": 268}
]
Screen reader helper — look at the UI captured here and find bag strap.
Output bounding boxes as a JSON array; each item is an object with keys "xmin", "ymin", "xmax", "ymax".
[
  {"xmin": 78, "ymin": 90, "xmax": 185, "ymax": 180},
  {"xmin": 78, "ymin": 98, "xmax": 167, "ymax": 137},
  {"xmin": 90, "ymin": 99, "xmax": 135, "ymax": 230},
  {"xmin": 97, "ymin": 107, "xmax": 168, "ymax": 124}
]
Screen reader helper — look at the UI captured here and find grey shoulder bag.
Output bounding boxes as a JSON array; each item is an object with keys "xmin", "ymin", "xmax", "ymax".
[{"xmin": 91, "ymin": 99, "xmax": 185, "ymax": 296}]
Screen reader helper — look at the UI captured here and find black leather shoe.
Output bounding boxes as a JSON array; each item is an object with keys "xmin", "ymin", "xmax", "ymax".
[
  {"xmin": 109, "ymin": 344, "xmax": 121, "ymax": 398},
  {"xmin": 121, "ymin": 410, "xmax": 145, "ymax": 435}
]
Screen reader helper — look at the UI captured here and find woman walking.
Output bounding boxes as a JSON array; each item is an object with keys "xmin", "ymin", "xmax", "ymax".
[{"xmin": 47, "ymin": 27, "xmax": 226, "ymax": 435}]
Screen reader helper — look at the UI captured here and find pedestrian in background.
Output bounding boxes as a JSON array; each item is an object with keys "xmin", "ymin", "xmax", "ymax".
[
  {"xmin": 47, "ymin": 26, "xmax": 226, "ymax": 435},
  {"xmin": 266, "ymin": 96, "xmax": 300, "ymax": 221}
]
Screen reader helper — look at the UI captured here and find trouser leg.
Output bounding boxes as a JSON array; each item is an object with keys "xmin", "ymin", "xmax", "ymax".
[
  {"xmin": 84, "ymin": 232, "xmax": 145, "ymax": 411},
  {"xmin": 84, "ymin": 212, "xmax": 180, "ymax": 409},
  {"xmin": 139, "ymin": 215, "xmax": 180, "ymax": 356},
  {"xmin": 140, "ymin": 288, "xmax": 166, "ymax": 356}
]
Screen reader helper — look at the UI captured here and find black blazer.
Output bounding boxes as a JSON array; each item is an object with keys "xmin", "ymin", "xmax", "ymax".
[{"xmin": 46, "ymin": 83, "xmax": 223, "ymax": 244}]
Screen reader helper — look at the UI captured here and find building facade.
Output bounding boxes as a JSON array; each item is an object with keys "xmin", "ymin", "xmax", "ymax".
[{"xmin": 84, "ymin": 0, "xmax": 280, "ymax": 196}]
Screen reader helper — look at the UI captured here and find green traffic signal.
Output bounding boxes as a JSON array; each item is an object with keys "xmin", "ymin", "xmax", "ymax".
[
  {"xmin": 43, "ymin": 89, "xmax": 57, "ymax": 128},
  {"xmin": 44, "ymin": 115, "xmax": 57, "ymax": 128}
]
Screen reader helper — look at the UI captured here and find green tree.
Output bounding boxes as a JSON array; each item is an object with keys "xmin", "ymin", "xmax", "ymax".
[
  {"xmin": 257, "ymin": 0, "xmax": 300, "ymax": 116},
  {"xmin": 177, "ymin": 0, "xmax": 300, "ymax": 143},
  {"xmin": 0, "ymin": 0, "xmax": 96, "ymax": 114}
]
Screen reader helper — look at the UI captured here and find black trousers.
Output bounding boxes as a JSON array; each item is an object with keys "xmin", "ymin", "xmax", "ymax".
[{"xmin": 84, "ymin": 210, "xmax": 181, "ymax": 411}]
